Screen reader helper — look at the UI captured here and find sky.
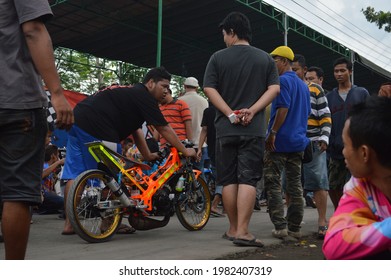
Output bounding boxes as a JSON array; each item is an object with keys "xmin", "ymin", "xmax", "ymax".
[{"xmin": 263, "ymin": 0, "xmax": 391, "ymax": 76}]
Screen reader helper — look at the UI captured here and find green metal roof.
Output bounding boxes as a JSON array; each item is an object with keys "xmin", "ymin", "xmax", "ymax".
[{"xmin": 48, "ymin": 0, "xmax": 390, "ymax": 93}]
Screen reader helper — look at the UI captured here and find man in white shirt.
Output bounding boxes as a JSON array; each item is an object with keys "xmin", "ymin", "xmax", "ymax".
[{"xmin": 179, "ymin": 77, "xmax": 208, "ymax": 171}]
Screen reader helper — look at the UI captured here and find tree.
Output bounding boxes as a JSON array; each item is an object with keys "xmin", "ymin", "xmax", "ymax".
[
  {"xmin": 362, "ymin": 7, "xmax": 391, "ymax": 32},
  {"xmin": 54, "ymin": 47, "xmax": 200, "ymax": 97}
]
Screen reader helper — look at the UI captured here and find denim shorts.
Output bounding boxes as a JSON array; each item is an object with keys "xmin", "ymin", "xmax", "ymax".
[
  {"xmin": 0, "ymin": 109, "xmax": 47, "ymax": 205},
  {"xmin": 215, "ymin": 136, "xmax": 264, "ymax": 187},
  {"xmin": 302, "ymin": 142, "xmax": 329, "ymax": 191}
]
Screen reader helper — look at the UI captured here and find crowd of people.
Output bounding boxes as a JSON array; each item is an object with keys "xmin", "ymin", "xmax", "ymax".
[{"xmin": 1, "ymin": 2, "xmax": 390, "ymax": 260}]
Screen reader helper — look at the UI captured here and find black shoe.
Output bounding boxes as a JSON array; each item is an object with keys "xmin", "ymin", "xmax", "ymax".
[
  {"xmin": 0, "ymin": 235, "xmax": 3, "ymax": 243},
  {"xmin": 254, "ymin": 200, "xmax": 261, "ymax": 211}
]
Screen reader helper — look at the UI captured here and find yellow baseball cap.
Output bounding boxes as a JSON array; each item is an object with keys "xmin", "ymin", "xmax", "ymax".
[{"xmin": 270, "ymin": 46, "xmax": 295, "ymax": 61}]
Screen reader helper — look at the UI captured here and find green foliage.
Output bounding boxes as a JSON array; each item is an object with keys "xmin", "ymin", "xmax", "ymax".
[
  {"xmin": 54, "ymin": 47, "xmax": 149, "ymax": 94},
  {"xmin": 362, "ymin": 6, "xmax": 391, "ymax": 32},
  {"xmin": 54, "ymin": 47, "xmax": 192, "ymax": 97}
]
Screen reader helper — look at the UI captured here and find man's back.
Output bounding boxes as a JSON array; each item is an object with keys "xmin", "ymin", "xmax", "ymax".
[
  {"xmin": 178, "ymin": 91, "xmax": 208, "ymax": 146},
  {"xmin": 203, "ymin": 45, "xmax": 279, "ymax": 138},
  {"xmin": 75, "ymin": 84, "xmax": 167, "ymax": 142}
]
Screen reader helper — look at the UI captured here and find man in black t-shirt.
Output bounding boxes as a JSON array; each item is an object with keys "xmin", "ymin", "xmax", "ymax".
[{"xmin": 61, "ymin": 67, "xmax": 196, "ymax": 235}]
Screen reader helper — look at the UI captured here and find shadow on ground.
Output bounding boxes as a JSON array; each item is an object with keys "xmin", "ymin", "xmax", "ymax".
[{"xmin": 219, "ymin": 233, "xmax": 325, "ymax": 260}]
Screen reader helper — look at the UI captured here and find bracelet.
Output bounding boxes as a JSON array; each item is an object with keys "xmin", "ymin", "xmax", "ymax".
[
  {"xmin": 228, "ymin": 113, "xmax": 237, "ymax": 124},
  {"xmin": 270, "ymin": 129, "xmax": 277, "ymax": 135}
]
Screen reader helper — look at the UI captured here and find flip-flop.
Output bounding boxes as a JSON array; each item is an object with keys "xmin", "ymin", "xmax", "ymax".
[
  {"xmin": 61, "ymin": 231, "xmax": 75, "ymax": 235},
  {"xmin": 222, "ymin": 232, "xmax": 235, "ymax": 241},
  {"xmin": 233, "ymin": 238, "xmax": 264, "ymax": 248},
  {"xmin": 318, "ymin": 225, "xmax": 328, "ymax": 239},
  {"xmin": 116, "ymin": 224, "xmax": 136, "ymax": 234},
  {"xmin": 211, "ymin": 211, "xmax": 225, "ymax": 217}
]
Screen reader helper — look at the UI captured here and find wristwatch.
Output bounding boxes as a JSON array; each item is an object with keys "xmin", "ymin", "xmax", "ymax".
[
  {"xmin": 270, "ymin": 129, "xmax": 278, "ymax": 135},
  {"xmin": 228, "ymin": 113, "xmax": 237, "ymax": 124}
]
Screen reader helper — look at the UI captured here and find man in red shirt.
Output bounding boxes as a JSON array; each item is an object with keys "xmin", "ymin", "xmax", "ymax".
[{"xmin": 159, "ymin": 88, "xmax": 193, "ymax": 146}]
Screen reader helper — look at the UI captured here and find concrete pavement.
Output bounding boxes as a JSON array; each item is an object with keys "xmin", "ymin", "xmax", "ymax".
[{"xmin": 0, "ymin": 204, "xmax": 331, "ymax": 260}]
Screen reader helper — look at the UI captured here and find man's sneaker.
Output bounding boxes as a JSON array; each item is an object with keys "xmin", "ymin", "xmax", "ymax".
[
  {"xmin": 288, "ymin": 230, "xmax": 302, "ymax": 239},
  {"xmin": 272, "ymin": 229, "xmax": 288, "ymax": 238}
]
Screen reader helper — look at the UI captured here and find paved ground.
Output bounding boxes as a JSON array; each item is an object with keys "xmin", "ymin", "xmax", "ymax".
[{"xmin": 0, "ymin": 203, "xmax": 332, "ymax": 260}]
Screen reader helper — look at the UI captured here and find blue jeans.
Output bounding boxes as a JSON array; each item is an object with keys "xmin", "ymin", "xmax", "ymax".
[{"xmin": 38, "ymin": 191, "xmax": 64, "ymax": 214}]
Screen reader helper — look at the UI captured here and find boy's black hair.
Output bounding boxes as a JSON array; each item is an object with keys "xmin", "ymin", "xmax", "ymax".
[
  {"xmin": 333, "ymin": 57, "xmax": 352, "ymax": 71},
  {"xmin": 44, "ymin": 144, "xmax": 58, "ymax": 162},
  {"xmin": 307, "ymin": 66, "xmax": 324, "ymax": 79},
  {"xmin": 142, "ymin": 66, "xmax": 171, "ymax": 84},
  {"xmin": 219, "ymin": 12, "xmax": 252, "ymax": 43},
  {"xmin": 348, "ymin": 96, "xmax": 391, "ymax": 169},
  {"xmin": 293, "ymin": 54, "xmax": 306, "ymax": 68}
]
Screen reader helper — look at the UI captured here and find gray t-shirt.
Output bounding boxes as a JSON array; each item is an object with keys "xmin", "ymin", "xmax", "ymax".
[
  {"xmin": 0, "ymin": 0, "xmax": 52, "ymax": 109},
  {"xmin": 203, "ymin": 45, "xmax": 280, "ymax": 138}
]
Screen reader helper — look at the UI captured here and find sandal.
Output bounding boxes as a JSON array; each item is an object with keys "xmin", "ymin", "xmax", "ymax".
[
  {"xmin": 318, "ymin": 225, "xmax": 328, "ymax": 239},
  {"xmin": 116, "ymin": 224, "xmax": 136, "ymax": 234}
]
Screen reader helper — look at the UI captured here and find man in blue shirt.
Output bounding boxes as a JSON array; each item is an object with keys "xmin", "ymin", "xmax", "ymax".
[{"xmin": 264, "ymin": 46, "xmax": 311, "ymax": 239}]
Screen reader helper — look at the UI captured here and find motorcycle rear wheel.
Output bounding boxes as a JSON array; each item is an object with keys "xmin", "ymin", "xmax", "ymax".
[
  {"xmin": 175, "ymin": 175, "xmax": 211, "ymax": 231},
  {"xmin": 66, "ymin": 169, "xmax": 123, "ymax": 243}
]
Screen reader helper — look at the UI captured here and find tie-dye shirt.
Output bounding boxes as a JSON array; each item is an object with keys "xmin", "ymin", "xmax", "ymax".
[{"xmin": 323, "ymin": 177, "xmax": 391, "ymax": 259}]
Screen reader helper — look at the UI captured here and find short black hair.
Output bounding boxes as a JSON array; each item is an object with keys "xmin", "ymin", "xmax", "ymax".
[
  {"xmin": 348, "ymin": 96, "xmax": 391, "ymax": 169},
  {"xmin": 333, "ymin": 57, "xmax": 352, "ymax": 71},
  {"xmin": 123, "ymin": 138, "xmax": 133, "ymax": 145},
  {"xmin": 307, "ymin": 66, "xmax": 324, "ymax": 79},
  {"xmin": 293, "ymin": 54, "xmax": 306, "ymax": 68},
  {"xmin": 219, "ymin": 12, "xmax": 252, "ymax": 43},
  {"xmin": 142, "ymin": 66, "xmax": 171, "ymax": 84},
  {"xmin": 44, "ymin": 144, "xmax": 58, "ymax": 162}
]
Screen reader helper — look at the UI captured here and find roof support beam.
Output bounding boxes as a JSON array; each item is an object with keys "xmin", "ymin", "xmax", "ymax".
[
  {"xmin": 50, "ymin": 0, "xmax": 68, "ymax": 7},
  {"xmin": 156, "ymin": 0, "xmax": 162, "ymax": 67},
  {"xmin": 235, "ymin": 0, "xmax": 350, "ymax": 57}
]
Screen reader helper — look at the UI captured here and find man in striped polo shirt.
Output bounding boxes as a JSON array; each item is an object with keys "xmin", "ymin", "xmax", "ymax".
[{"xmin": 292, "ymin": 55, "xmax": 331, "ymax": 239}]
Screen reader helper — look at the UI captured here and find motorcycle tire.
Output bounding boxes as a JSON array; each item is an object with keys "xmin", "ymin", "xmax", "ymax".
[
  {"xmin": 175, "ymin": 174, "xmax": 211, "ymax": 231},
  {"xmin": 66, "ymin": 169, "xmax": 123, "ymax": 243}
]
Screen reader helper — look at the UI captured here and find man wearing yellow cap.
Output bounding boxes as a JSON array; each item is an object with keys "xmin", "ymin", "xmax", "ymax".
[{"xmin": 264, "ymin": 46, "xmax": 311, "ymax": 239}]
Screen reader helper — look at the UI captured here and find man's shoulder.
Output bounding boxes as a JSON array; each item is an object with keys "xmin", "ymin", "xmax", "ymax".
[
  {"xmin": 326, "ymin": 88, "xmax": 338, "ymax": 97},
  {"xmin": 350, "ymin": 85, "xmax": 369, "ymax": 95},
  {"xmin": 173, "ymin": 98, "xmax": 190, "ymax": 108},
  {"xmin": 308, "ymin": 82, "xmax": 325, "ymax": 96}
]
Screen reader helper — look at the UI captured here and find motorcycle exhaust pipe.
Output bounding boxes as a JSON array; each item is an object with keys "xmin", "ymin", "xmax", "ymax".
[
  {"xmin": 128, "ymin": 214, "xmax": 170, "ymax": 230},
  {"xmin": 105, "ymin": 176, "xmax": 131, "ymax": 207}
]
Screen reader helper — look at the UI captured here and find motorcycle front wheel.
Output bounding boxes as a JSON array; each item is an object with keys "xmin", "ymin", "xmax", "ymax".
[
  {"xmin": 175, "ymin": 174, "xmax": 211, "ymax": 231},
  {"xmin": 66, "ymin": 169, "xmax": 123, "ymax": 243}
]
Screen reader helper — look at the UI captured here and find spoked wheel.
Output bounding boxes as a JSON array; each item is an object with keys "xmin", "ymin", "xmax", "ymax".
[
  {"xmin": 175, "ymin": 174, "xmax": 211, "ymax": 231},
  {"xmin": 66, "ymin": 169, "xmax": 123, "ymax": 243},
  {"xmin": 204, "ymin": 171, "xmax": 216, "ymax": 197}
]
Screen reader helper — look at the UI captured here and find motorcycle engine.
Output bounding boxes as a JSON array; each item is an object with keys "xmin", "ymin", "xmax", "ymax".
[{"xmin": 152, "ymin": 185, "xmax": 173, "ymax": 216}]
